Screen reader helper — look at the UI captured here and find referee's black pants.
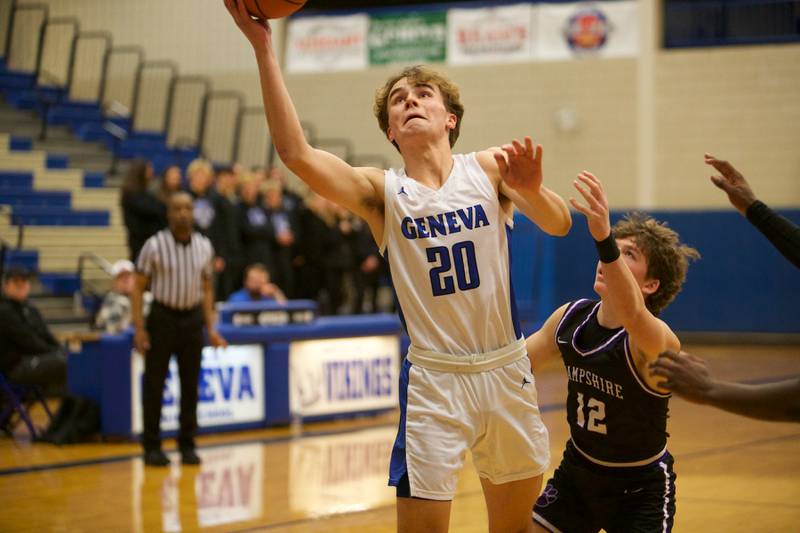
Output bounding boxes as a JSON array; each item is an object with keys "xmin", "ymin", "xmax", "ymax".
[{"xmin": 142, "ymin": 302, "xmax": 204, "ymax": 453}]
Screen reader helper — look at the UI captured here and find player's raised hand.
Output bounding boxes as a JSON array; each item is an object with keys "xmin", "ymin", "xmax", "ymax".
[
  {"xmin": 704, "ymin": 153, "xmax": 757, "ymax": 216},
  {"xmin": 493, "ymin": 136, "xmax": 543, "ymax": 194},
  {"xmin": 569, "ymin": 171, "xmax": 610, "ymax": 241},
  {"xmin": 649, "ymin": 350, "xmax": 714, "ymax": 403},
  {"xmin": 224, "ymin": 0, "xmax": 272, "ymax": 50}
]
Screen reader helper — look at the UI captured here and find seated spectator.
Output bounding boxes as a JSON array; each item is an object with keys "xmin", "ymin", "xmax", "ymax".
[
  {"xmin": 0, "ymin": 267, "xmax": 66, "ymax": 394},
  {"xmin": 95, "ymin": 260, "xmax": 151, "ymax": 334},
  {"xmin": 228, "ymin": 263, "xmax": 287, "ymax": 305}
]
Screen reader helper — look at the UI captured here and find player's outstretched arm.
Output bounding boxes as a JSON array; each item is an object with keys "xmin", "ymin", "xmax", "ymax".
[
  {"xmin": 651, "ymin": 351, "xmax": 800, "ymax": 422},
  {"xmin": 525, "ymin": 303, "xmax": 570, "ymax": 373},
  {"xmin": 224, "ymin": 0, "xmax": 382, "ymax": 222},
  {"xmin": 477, "ymin": 138, "xmax": 571, "ymax": 236},
  {"xmin": 570, "ymin": 171, "xmax": 678, "ymax": 361},
  {"xmin": 706, "ymin": 153, "xmax": 800, "ymax": 269}
]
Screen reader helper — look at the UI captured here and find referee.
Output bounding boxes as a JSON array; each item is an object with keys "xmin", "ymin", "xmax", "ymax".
[{"xmin": 132, "ymin": 192, "xmax": 227, "ymax": 467}]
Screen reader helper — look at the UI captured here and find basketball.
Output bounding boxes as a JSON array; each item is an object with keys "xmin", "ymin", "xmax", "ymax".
[{"xmin": 243, "ymin": 0, "xmax": 306, "ymax": 19}]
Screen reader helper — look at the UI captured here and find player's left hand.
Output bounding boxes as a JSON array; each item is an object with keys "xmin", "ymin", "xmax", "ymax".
[
  {"xmin": 569, "ymin": 171, "xmax": 611, "ymax": 241},
  {"xmin": 494, "ymin": 136, "xmax": 543, "ymax": 194}
]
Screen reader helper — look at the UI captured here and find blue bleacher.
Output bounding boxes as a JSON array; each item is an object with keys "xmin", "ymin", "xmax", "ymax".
[
  {"xmin": 0, "ymin": 59, "xmax": 201, "ymax": 173},
  {"xmin": 11, "ymin": 207, "xmax": 109, "ymax": 226},
  {"xmin": 38, "ymin": 272, "xmax": 81, "ymax": 295},
  {"xmin": 2, "ymin": 249, "xmax": 38, "ymax": 271},
  {"xmin": 9, "ymin": 136, "xmax": 32, "ymax": 151},
  {"xmin": 0, "ymin": 171, "xmax": 34, "ymax": 189},
  {"xmin": 0, "ymin": 188, "xmax": 71, "ymax": 208},
  {"xmin": 83, "ymin": 171, "xmax": 105, "ymax": 188},
  {"xmin": 45, "ymin": 153, "xmax": 69, "ymax": 169}
]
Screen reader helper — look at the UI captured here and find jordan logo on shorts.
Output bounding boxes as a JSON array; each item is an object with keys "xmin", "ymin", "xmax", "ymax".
[
  {"xmin": 398, "ymin": 186, "xmax": 408, "ymax": 197},
  {"xmin": 521, "ymin": 376, "xmax": 531, "ymax": 389}
]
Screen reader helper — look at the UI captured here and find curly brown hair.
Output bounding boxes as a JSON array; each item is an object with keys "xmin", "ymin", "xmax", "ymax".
[
  {"xmin": 373, "ymin": 65, "xmax": 464, "ymax": 153},
  {"xmin": 613, "ymin": 213, "xmax": 700, "ymax": 315}
]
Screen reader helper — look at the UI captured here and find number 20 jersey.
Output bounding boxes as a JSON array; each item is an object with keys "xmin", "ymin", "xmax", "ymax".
[
  {"xmin": 555, "ymin": 299, "xmax": 670, "ymax": 466},
  {"xmin": 380, "ymin": 152, "xmax": 522, "ymax": 357}
]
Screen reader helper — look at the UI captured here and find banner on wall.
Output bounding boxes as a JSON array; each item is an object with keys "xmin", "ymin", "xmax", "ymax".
[
  {"xmin": 536, "ymin": 1, "xmax": 639, "ymax": 60},
  {"xmin": 289, "ymin": 335, "xmax": 399, "ymax": 417},
  {"xmin": 447, "ymin": 4, "xmax": 535, "ymax": 65},
  {"xmin": 286, "ymin": 14, "xmax": 369, "ymax": 73},
  {"xmin": 368, "ymin": 11, "xmax": 447, "ymax": 66},
  {"xmin": 131, "ymin": 345, "xmax": 265, "ymax": 433}
]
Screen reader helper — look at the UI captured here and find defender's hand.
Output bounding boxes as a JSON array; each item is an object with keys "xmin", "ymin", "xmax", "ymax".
[
  {"xmin": 705, "ymin": 153, "xmax": 757, "ymax": 216},
  {"xmin": 649, "ymin": 350, "xmax": 714, "ymax": 403},
  {"xmin": 569, "ymin": 171, "xmax": 611, "ymax": 242}
]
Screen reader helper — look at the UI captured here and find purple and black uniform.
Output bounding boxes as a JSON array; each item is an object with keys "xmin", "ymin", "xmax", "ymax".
[{"xmin": 533, "ymin": 299, "xmax": 676, "ymax": 533}]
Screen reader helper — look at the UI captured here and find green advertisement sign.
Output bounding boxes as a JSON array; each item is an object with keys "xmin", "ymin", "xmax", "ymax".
[{"xmin": 368, "ymin": 11, "xmax": 447, "ymax": 65}]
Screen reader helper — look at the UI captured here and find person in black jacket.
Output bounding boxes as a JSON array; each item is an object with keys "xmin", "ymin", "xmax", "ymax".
[
  {"xmin": 238, "ymin": 174, "xmax": 274, "ymax": 269},
  {"xmin": 263, "ymin": 180, "xmax": 297, "ymax": 298},
  {"xmin": 0, "ymin": 267, "xmax": 66, "ymax": 394},
  {"xmin": 187, "ymin": 159, "xmax": 228, "ymax": 283},
  {"xmin": 121, "ymin": 160, "xmax": 164, "ymax": 262},
  {"xmin": 214, "ymin": 166, "xmax": 244, "ymax": 300}
]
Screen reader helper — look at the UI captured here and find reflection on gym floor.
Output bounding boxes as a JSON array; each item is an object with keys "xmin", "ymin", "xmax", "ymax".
[{"xmin": 132, "ymin": 427, "xmax": 396, "ymax": 531}]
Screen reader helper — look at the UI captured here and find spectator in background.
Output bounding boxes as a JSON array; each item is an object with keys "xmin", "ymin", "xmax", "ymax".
[
  {"xmin": 267, "ymin": 167, "xmax": 302, "ymax": 213},
  {"xmin": 238, "ymin": 174, "xmax": 274, "ymax": 268},
  {"xmin": 352, "ymin": 216, "xmax": 385, "ymax": 314},
  {"xmin": 187, "ymin": 159, "xmax": 228, "ymax": 280},
  {"xmin": 121, "ymin": 160, "xmax": 163, "ymax": 262},
  {"xmin": 227, "ymin": 263, "xmax": 287, "ymax": 304},
  {"xmin": 327, "ymin": 203, "xmax": 356, "ymax": 314},
  {"xmin": 154, "ymin": 165, "xmax": 184, "ymax": 204},
  {"xmin": 294, "ymin": 193, "xmax": 328, "ymax": 307},
  {"xmin": 95, "ymin": 260, "xmax": 151, "ymax": 334},
  {"xmin": 213, "ymin": 167, "xmax": 244, "ymax": 300},
  {"xmin": 0, "ymin": 267, "xmax": 66, "ymax": 395},
  {"xmin": 263, "ymin": 180, "xmax": 297, "ymax": 298}
]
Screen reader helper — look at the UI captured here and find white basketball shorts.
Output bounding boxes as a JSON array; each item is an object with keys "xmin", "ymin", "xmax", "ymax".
[{"xmin": 388, "ymin": 355, "xmax": 550, "ymax": 500}]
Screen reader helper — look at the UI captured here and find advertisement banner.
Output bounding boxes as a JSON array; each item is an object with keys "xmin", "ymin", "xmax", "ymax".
[
  {"xmin": 289, "ymin": 335, "xmax": 399, "ymax": 417},
  {"xmin": 131, "ymin": 345, "xmax": 265, "ymax": 433},
  {"xmin": 368, "ymin": 11, "xmax": 447, "ymax": 66},
  {"xmin": 536, "ymin": 1, "xmax": 639, "ymax": 61},
  {"xmin": 447, "ymin": 4, "xmax": 535, "ymax": 66},
  {"xmin": 286, "ymin": 14, "xmax": 369, "ymax": 73}
]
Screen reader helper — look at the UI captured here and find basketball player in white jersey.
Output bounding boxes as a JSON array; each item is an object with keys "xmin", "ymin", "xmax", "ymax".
[{"xmin": 225, "ymin": 2, "xmax": 572, "ymax": 531}]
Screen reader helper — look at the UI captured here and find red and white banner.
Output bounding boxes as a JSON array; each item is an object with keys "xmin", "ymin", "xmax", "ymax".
[
  {"xmin": 447, "ymin": 4, "xmax": 535, "ymax": 65},
  {"xmin": 536, "ymin": 1, "xmax": 639, "ymax": 61},
  {"xmin": 286, "ymin": 14, "xmax": 369, "ymax": 73}
]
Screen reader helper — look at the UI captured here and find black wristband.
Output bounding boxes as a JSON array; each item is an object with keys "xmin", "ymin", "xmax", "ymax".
[{"xmin": 595, "ymin": 232, "xmax": 620, "ymax": 263}]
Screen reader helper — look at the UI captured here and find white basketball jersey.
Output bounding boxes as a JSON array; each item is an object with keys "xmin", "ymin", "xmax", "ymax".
[{"xmin": 381, "ymin": 152, "xmax": 522, "ymax": 357}]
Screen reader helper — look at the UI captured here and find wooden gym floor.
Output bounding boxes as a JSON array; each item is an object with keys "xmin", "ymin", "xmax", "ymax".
[{"xmin": 1, "ymin": 343, "xmax": 798, "ymax": 532}]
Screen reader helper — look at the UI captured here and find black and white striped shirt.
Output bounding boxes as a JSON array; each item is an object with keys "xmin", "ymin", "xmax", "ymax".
[{"xmin": 136, "ymin": 230, "xmax": 215, "ymax": 310}]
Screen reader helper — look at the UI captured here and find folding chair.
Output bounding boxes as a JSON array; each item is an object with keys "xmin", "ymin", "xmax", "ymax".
[{"xmin": 0, "ymin": 372, "xmax": 53, "ymax": 438}]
